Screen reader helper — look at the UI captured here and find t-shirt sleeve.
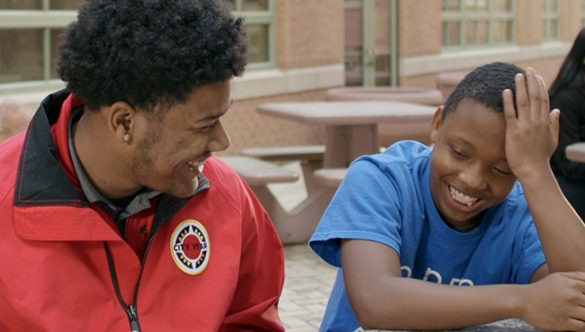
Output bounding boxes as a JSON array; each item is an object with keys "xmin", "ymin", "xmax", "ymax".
[
  {"xmin": 309, "ymin": 158, "xmax": 411, "ymax": 267},
  {"xmin": 509, "ymin": 199, "xmax": 546, "ymax": 284}
]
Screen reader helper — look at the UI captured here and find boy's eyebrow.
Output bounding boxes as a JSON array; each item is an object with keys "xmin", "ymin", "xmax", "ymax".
[
  {"xmin": 455, "ymin": 135, "xmax": 510, "ymax": 164},
  {"xmin": 451, "ymin": 135, "xmax": 473, "ymax": 147}
]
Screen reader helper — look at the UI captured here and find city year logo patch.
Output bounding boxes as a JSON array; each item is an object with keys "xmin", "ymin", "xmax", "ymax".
[{"xmin": 170, "ymin": 219, "xmax": 210, "ymax": 275}]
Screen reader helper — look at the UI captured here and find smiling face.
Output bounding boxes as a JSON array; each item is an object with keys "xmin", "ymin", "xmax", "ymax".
[
  {"xmin": 129, "ymin": 80, "xmax": 231, "ymax": 198},
  {"xmin": 429, "ymin": 98, "xmax": 517, "ymax": 230}
]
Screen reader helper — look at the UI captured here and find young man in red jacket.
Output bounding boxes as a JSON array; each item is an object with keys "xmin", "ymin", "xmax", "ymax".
[{"xmin": 0, "ymin": 1, "xmax": 285, "ymax": 331}]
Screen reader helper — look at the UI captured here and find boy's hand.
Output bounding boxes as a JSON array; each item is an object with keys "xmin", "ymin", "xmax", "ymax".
[
  {"xmin": 521, "ymin": 271, "xmax": 585, "ymax": 331},
  {"xmin": 502, "ymin": 68, "xmax": 559, "ymax": 181}
]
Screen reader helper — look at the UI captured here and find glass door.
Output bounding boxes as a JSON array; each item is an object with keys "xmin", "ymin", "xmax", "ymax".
[{"xmin": 343, "ymin": 0, "xmax": 398, "ymax": 86}]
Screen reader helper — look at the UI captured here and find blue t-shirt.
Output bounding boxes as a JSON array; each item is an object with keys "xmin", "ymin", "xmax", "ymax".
[{"xmin": 309, "ymin": 140, "xmax": 546, "ymax": 332}]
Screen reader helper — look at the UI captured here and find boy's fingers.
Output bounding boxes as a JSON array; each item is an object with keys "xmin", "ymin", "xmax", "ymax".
[
  {"xmin": 526, "ymin": 68, "xmax": 547, "ymax": 121},
  {"xmin": 537, "ymin": 74, "xmax": 551, "ymax": 121},
  {"xmin": 502, "ymin": 89, "xmax": 517, "ymax": 125},
  {"xmin": 525, "ymin": 68, "xmax": 540, "ymax": 120},
  {"xmin": 514, "ymin": 72, "xmax": 528, "ymax": 121},
  {"xmin": 551, "ymin": 108, "xmax": 560, "ymax": 126},
  {"xmin": 550, "ymin": 108, "xmax": 560, "ymax": 145},
  {"xmin": 561, "ymin": 271, "xmax": 585, "ymax": 283}
]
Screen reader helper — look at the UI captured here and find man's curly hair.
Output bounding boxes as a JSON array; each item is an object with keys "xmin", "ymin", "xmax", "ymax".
[
  {"xmin": 58, "ymin": 0, "xmax": 248, "ymax": 111},
  {"xmin": 442, "ymin": 62, "xmax": 524, "ymax": 119}
]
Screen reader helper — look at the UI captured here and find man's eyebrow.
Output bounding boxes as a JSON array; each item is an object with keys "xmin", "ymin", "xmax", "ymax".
[
  {"xmin": 197, "ymin": 110, "xmax": 227, "ymax": 122},
  {"xmin": 196, "ymin": 102, "xmax": 231, "ymax": 122}
]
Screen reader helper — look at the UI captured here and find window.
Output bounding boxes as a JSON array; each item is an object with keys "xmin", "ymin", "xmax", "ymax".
[
  {"xmin": 228, "ymin": 0, "xmax": 274, "ymax": 70},
  {"xmin": 0, "ymin": 0, "xmax": 274, "ymax": 91},
  {"xmin": 582, "ymin": 0, "xmax": 585, "ymax": 26},
  {"xmin": 543, "ymin": 0, "xmax": 560, "ymax": 41},
  {"xmin": 0, "ymin": 1, "xmax": 80, "ymax": 86},
  {"xmin": 441, "ymin": 0, "xmax": 515, "ymax": 50}
]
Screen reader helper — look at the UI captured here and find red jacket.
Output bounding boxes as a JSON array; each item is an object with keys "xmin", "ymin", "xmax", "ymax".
[{"xmin": 0, "ymin": 90, "xmax": 285, "ymax": 331}]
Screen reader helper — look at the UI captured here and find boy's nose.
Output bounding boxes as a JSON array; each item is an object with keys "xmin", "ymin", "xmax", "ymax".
[{"xmin": 459, "ymin": 163, "xmax": 487, "ymax": 191}]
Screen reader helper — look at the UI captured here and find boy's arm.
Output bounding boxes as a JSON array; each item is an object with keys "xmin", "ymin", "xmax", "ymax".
[
  {"xmin": 341, "ymin": 239, "xmax": 585, "ymax": 331},
  {"xmin": 503, "ymin": 68, "xmax": 585, "ymax": 273}
]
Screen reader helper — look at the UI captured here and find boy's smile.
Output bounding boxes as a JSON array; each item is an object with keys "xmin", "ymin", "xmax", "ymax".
[{"xmin": 429, "ymin": 98, "xmax": 517, "ymax": 230}]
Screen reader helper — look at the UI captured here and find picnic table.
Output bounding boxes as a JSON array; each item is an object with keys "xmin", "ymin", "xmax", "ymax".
[
  {"xmin": 566, "ymin": 142, "xmax": 585, "ymax": 163},
  {"xmin": 357, "ymin": 318, "xmax": 542, "ymax": 331},
  {"xmin": 238, "ymin": 101, "xmax": 436, "ymax": 243}
]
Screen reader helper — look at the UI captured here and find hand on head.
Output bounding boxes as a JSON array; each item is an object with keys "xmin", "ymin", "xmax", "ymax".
[{"xmin": 502, "ymin": 67, "xmax": 560, "ymax": 181}]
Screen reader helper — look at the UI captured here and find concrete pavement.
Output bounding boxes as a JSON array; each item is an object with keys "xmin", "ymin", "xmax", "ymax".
[
  {"xmin": 281, "ymin": 244, "xmax": 337, "ymax": 331},
  {"xmin": 268, "ymin": 161, "xmax": 338, "ymax": 331}
]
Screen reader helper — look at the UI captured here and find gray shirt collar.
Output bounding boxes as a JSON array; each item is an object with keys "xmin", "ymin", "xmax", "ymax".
[{"xmin": 67, "ymin": 108, "xmax": 161, "ymax": 221}]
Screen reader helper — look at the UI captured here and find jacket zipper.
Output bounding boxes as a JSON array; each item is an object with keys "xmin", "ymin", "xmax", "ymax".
[
  {"xmin": 103, "ymin": 195, "xmax": 192, "ymax": 331},
  {"xmin": 104, "ymin": 242, "xmax": 142, "ymax": 332},
  {"xmin": 127, "ymin": 304, "xmax": 140, "ymax": 332},
  {"xmin": 104, "ymin": 226, "xmax": 159, "ymax": 332}
]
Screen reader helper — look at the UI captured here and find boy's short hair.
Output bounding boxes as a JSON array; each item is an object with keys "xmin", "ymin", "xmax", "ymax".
[
  {"xmin": 442, "ymin": 62, "xmax": 524, "ymax": 119},
  {"xmin": 58, "ymin": 0, "xmax": 248, "ymax": 111}
]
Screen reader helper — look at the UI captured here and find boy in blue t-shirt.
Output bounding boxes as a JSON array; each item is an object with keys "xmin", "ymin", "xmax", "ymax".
[{"xmin": 310, "ymin": 62, "xmax": 585, "ymax": 331}]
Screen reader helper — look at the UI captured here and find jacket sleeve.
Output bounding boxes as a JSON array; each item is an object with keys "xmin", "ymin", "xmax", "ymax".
[
  {"xmin": 220, "ymin": 179, "xmax": 285, "ymax": 332},
  {"xmin": 550, "ymin": 89, "xmax": 585, "ymax": 181}
]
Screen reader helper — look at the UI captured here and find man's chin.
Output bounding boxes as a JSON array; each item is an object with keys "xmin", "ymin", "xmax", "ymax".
[{"xmin": 166, "ymin": 177, "xmax": 199, "ymax": 199}]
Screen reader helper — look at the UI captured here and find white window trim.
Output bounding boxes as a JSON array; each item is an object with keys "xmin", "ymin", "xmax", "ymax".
[
  {"xmin": 0, "ymin": 10, "xmax": 76, "ymax": 28},
  {"xmin": 401, "ymin": 42, "xmax": 569, "ymax": 76},
  {"xmin": 0, "ymin": 64, "xmax": 346, "ymax": 104},
  {"xmin": 231, "ymin": 64, "xmax": 344, "ymax": 99}
]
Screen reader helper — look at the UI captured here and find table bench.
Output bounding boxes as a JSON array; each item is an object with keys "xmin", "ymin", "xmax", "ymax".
[
  {"xmin": 218, "ymin": 155, "xmax": 336, "ymax": 244},
  {"xmin": 254, "ymin": 100, "xmax": 436, "ymax": 243},
  {"xmin": 218, "ymin": 156, "xmax": 299, "ymax": 186},
  {"xmin": 240, "ymin": 144, "xmax": 325, "ymax": 162},
  {"xmin": 313, "ymin": 168, "xmax": 347, "ymax": 188},
  {"xmin": 240, "ymin": 145, "xmax": 325, "ymax": 194}
]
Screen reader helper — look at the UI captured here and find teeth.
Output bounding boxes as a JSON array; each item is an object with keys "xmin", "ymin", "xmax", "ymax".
[
  {"xmin": 449, "ymin": 186, "xmax": 478, "ymax": 207},
  {"xmin": 187, "ymin": 160, "xmax": 204, "ymax": 172}
]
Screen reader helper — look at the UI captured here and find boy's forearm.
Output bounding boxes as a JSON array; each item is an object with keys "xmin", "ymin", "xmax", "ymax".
[
  {"xmin": 354, "ymin": 278, "xmax": 522, "ymax": 330},
  {"xmin": 519, "ymin": 167, "xmax": 585, "ymax": 272}
]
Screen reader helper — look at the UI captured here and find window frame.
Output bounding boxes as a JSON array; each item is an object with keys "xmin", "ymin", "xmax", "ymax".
[
  {"xmin": 582, "ymin": 0, "xmax": 585, "ymax": 26},
  {"xmin": 229, "ymin": 0, "xmax": 275, "ymax": 70},
  {"xmin": 543, "ymin": 0, "xmax": 561, "ymax": 42},
  {"xmin": 0, "ymin": 10, "xmax": 75, "ymax": 93},
  {"xmin": 0, "ymin": 1, "xmax": 276, "ymax": 94},
  {"xmin": 441, "ymin": 0, "xmax": 516, "ymax": 51}
]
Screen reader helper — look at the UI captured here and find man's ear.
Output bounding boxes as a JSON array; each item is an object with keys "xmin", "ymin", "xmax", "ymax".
[
  {"xmin": 430, "ymin": 106, "xmax": 443, "ymax": 144},
  {"xmin": 108, "ymin": 101, "xmax": 137, "ymax": 143}
]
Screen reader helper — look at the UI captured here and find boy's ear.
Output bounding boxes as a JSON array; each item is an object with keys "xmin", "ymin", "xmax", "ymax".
[{"xmin": 430, "ymin": 107, "xmax": 443, "ymax": 143}]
